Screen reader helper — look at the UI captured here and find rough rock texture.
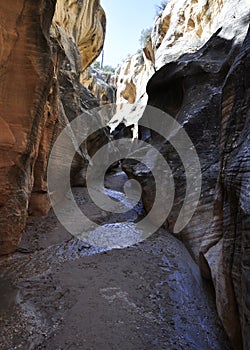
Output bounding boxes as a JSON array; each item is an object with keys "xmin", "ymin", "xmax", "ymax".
[
  {"xmin": 51, "ymin": 0, "xmax": 109, "ymax": 188},
  {"xmin": 0, "ymin": 0, "xmax": 57, "ymax": 254},
  {"xmin": 30, "ymin": 5, "xmax": 108, "ymax": 214},
  {"xmin": 28, "ymin": 78, "xmax": 59, "ymax": 217},
  {"xmin": 54, "ymin": 0, "xmax": 106, "ymax": 70},
  {"xmin": 200, "ymin": 27, "xmax": 250, "ymax": 349}
]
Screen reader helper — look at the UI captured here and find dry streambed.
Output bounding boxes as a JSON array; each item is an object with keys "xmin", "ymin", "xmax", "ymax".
[{"xmin": 0, "ymin": 172, "xmax": 231, "ymax": 350}]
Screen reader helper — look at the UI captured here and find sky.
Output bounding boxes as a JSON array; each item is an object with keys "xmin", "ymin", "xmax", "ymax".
[{"xmin": 100, "ymin": 0, "xmax": 158, "ymax": 68}]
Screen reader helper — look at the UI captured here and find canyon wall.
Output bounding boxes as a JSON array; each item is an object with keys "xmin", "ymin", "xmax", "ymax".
[
  {"xmin": 201, "ymin": 27, "xmax": 250, "ymax": 349},
  {"xmin": 137, "ymin": 27, "xmax": 249, "ymax": 349},
  {"xmin": 109, "ymin": 48, "xmax": 155, "ymax": 136},
  {"xmin": 112, "ymin": 0, "xmax": 249, "ymax": 348},
  {"xmin": 152, "ymin": 0, "xmax": 248, "ymax": 68},
  {"xmin": 0, "ymin": 0, "xmax": 107, "ymax": 255},
  {"xmin": 0, "ymin": 0, "xmax": 57, "ymax": 254}
]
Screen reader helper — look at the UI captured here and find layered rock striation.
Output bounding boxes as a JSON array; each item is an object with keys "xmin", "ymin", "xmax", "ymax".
[
  {"xmin": 0, "ymin": 0, "xmax": 57, "ymax": 254},
  {"xmin": 123, "ymin": 28, "xmax": 249, "ymax": 347},
  {"xmin": 0, "ymin": 0, "xmax": 107, "ymax": 254},
  {"xmin": 200, "ymin": 27, "xmax": 250, "ymax": 349},
  {"xmin": 111, "ymin": 0, "xmax": 250, "ymax": 348}
]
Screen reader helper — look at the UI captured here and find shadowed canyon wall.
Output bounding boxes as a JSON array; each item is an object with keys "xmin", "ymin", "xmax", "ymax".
[
  {"xmin": 138, "ymin": 26, "xmax": 250, "ymax": 350},
  {"xmin": 110, "ymin": 0, "xmax": 249, "ymax": 348},
  {"xmin": 200, "ymin": 27, "xmax": 250, "ymax": 349},
  {"xmin": 81, "ymin": 67, "xmax": 116, "ymax": 107}
]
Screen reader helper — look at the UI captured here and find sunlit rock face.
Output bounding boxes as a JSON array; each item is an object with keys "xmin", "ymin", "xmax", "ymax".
[
  {"xmin": 0, "ymin": 0, "xmax": 108, "ymax": 255},
  {"xmin": 54, "ymin": 0, "xmax": 106, "ymax": 70},
  {"xmin": 109, "ymin": 47, "xmax": 155, "ymax": 136}
]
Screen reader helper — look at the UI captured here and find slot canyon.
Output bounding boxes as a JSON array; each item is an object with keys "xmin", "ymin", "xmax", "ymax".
[{"xmin": 0, "ymin": 1, "xmax": 249, "ymax": 349}]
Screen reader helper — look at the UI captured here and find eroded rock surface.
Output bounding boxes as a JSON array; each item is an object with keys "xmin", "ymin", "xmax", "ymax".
[
  {"xmin": 50, "ymin": 23, "xmax": 109, "ymax": 188},
  {"xmin": 0, "ymin": 0, "xmax": 107, "ymax": 254},
  {"xmin": 123, "ymin": 30, "xmax": 240, "ymax": 257},
  {"xmin": 0, "ymin": 0, "xmax": 57, "ymax": 254},
  {"xmin": 200, "ymin": 27, "xmax": 250, "ymax": 349},
  {"xmin": 109, "ymin": 50, "xmax": 155, "ymax": 136},
  {"xmin": 120, "ymin": 17, "xmax": 250, "ymax": 350}
]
